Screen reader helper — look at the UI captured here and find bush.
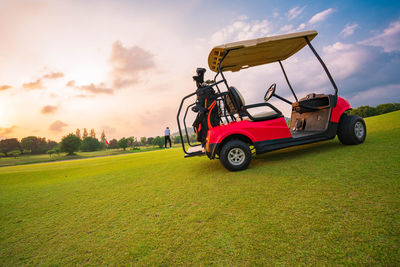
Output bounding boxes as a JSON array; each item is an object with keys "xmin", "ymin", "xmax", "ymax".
[
  {"xmin": 118, "ymin": 138, "xmax": 129, "ymax": 151},
  {"xmin": 152, "ymin": 136, "xmax": 164, "ymax": 148},
  {"xmin": 61, "ymin": 134, "xmax": 82, "ymax": 155},
  {"xmin": 81, "ymin": 137, "xmax": 101, "ymax": 152},
  {"xmin": 0, "ymin": 138, "xmax": 21, "ymax": 157},
  {"xmin": 108, "ymin": 139, "xmax": 119, "ymax": 149},
  {"xmin": 20, "ymin": 136, "xmax": 47, "ymax": 154}
]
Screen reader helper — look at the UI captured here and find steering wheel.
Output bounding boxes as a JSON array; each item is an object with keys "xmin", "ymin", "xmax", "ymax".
[{"xmin": 264, "ymin": 83, "xmax": 276, "ymax": 102}]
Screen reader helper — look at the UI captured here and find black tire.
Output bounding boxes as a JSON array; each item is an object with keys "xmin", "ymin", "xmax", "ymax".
[
  {"xmin": 337, "ymin": 114, "xmax": 366, "ymax": 145},
  {"xmin": 219, "ymin": 139, "xmax": 252, "ymax": 171}
]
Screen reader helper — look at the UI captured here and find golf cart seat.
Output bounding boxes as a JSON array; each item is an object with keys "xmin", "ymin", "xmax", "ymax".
[{"xmin": 226, "ymin": 86, "xmax": 281, "ymax": 121}]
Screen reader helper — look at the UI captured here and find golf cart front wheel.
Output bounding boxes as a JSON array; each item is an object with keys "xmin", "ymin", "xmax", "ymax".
[
  {"xmin": 219, "ymin": 139, "xmax": 251, "ymax": 171},
  {"xmin": 337, "ymin": 114, "xmax": 366, "ymax": 145}
]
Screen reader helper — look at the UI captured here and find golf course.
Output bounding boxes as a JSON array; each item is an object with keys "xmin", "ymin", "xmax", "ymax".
[{"xmin": 1, "ymin": 111, "xmax": 399, "ymax": 265}]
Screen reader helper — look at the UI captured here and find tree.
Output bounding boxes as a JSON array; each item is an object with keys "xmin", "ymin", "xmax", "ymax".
[
  {"xmin": 47, "ymin": 140, "xmax": 58, "ymax": 151},
  {"xmin": 152, "ymin": 136, "xmax": 164, "ymax": 148},
  {"xmin": 348, "ymin": 103, "xmax": 400, "ymax": 118},
  {"xmin": 127, "ymin": 137, "xmax": 134, "ymax": 148},
  {"xmin": 21, "ymin": 136, "xmax": 47, "ymax": 154},
  {"xmin": 147, "ymin": 137, "xmax": 154, "ymax": 145},
  {"xmin": 75, "ymin": 128, "xmax": 81, "ymax": 139},
  {"xmin": 108, "ymin": 138, "xmax": 119, "ymax": 149},
  {"xmin": 376, "ymin": 103, "xmax": 399, "ymax": 115},
  {"xmin": 90, "ymin": 129, "xmax": 96, "ymax": 138},
  {"xmin": 100, "ymin": 130, "xmax": 106, "ymax": 143},
  {"xmin": 0, "ymin": 138, "xmax": 21, "ymax": 157},
  {"xmin": 118, "ymin": 137, "xmax": 129, "ymax": 150},
  {"xmin": 173, "ymin": 135, "xmax": 181, "ymax": 144},
  {"xmin": 82, "ymin": 128, "xmax": 88, "ymax": 139},
  {"xmin": 189, "ymin": 134, "xmax": 197, "ymax": 143},
  {"xmin": 81, "ymin": 137, "xmax": 101, "ymax": 152},
  {"xmin": 140, "ymin": 137, "xmax": 147, "ymax": 146},
  {"xmin": 133, "ymin": 137, "xmax": 140, "ymax": 147},
  {"xmin": 60, "ymin": 134, "xmax": 82, "ymax": 155}
]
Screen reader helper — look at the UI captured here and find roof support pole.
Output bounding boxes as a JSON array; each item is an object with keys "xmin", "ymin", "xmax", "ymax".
[
  {"xmin": 218, "ymin": 50, "xmax": 238, "ymax": 121},
  {"xmin": 278, "ymin": 60, "xmax": 298, "ymax": 102},
  {"xmin": 217, "ymin": 50, "xmax": 231, "ymax": 90},
  {"xmin": 305, "ymin": 36, "xmax": 338, "ymax": 103}
]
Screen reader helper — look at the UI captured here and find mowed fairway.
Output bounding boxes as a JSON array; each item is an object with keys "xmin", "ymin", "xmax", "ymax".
[{"xmin": 1, "ymin": 112, "xmax": 399, "ymax": 265}]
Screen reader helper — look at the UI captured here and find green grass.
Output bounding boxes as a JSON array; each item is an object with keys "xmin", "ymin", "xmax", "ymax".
[
  {"xmin": 0, "ymin": 111, "xmax": 399, "ymax": 265},
  {"xmin": 0, "ymin": 146, "xmax": 167, "ymax": 167}
]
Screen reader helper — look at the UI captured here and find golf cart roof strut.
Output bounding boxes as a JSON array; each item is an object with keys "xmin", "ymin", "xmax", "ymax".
[
  {"xmin": 278, "ymin": 60, "xmax": 298, "ymax": 102},
  {"xmin": 217, "ymin": 50, "xmax": 236, "ymax": 122},
  {"xmin": 305, "ymin": 36, "xmax": 338, "ymax": 98},
  {"xmin": 217, "ymin": 49, "xmax": 231, "ymax": 89}
]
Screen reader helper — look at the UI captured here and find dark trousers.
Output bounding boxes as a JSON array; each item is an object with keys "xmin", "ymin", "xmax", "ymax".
[{"xmin": 165, "ymin": 135, "xmax": 171, "ymax": 148}]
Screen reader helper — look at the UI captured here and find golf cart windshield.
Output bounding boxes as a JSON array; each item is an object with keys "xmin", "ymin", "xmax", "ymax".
[{"xmin": 208, "ymin": 30, "xmax": 318, "ymax": 72}]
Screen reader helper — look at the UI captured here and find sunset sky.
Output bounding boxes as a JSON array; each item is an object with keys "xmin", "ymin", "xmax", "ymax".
[{"xmin": 1, "ymin": 0, "xmax": 399, "ymax": 141}]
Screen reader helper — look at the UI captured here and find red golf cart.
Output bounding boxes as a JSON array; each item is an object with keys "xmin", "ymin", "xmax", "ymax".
[{"xmin": 177, "ymin": 30, "xmax": 366, "ymax": 171}]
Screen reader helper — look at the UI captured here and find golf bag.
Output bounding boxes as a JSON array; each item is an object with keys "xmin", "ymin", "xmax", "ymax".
[
  {"xmin": 191, "ymin": 68, "xmax": 220, "ymax": 144},
  {"xmin": 192, "ymin": 86, "xmax": 220, "ymax": 144}
]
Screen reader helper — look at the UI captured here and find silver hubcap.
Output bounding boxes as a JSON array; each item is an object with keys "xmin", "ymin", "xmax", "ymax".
[
  {"xmin": 354, "ymin": 121, "xmax": 365, "ymax": 140},
  {"xmin": 228, "ymin": 148, "xmax": 246, "ymax": 166}
]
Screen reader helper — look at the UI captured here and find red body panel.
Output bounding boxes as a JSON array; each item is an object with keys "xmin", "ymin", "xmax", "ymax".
[
  {"xmin": 206, "ymin": 96, "xmax": 351, "ymax": 156},
  {"xmin": 330, "ymin": 97, "xmax": 351, "ymax": 122},
  {"xmin": 207, "ymin": 116, "xmax": 291, "ymax": 144}
]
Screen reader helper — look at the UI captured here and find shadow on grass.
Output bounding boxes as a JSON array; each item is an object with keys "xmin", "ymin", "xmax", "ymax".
[
  {"xmin": 255, "ymin": 140, "xmax": 344, "ymax": 163},
  {"xmin": 191, "ymin": 139, "xmax": 346, "ymax": 175}
]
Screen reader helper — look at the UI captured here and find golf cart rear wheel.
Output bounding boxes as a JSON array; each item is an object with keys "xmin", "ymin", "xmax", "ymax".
[
  {"xmin": 337, "ymin": 114, "xmax": 366, "ymax": 145},
  {"xmin": 220, "ymin": 139, "xmax": 251, "ymax": 171}
]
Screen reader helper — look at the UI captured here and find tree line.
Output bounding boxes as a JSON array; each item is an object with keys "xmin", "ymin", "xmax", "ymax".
[
  {"xmin": 347, "ymin": 103, "xmax": 400, "ymax": 118},
  {"xmin": 4, "ymin": 103, "xmax": 397, "ymax": 157},
  {"xmin": 0, "ymin": 128, "xmax": 197, "ymax": 157}
]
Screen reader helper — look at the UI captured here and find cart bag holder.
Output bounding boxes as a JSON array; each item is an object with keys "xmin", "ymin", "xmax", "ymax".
[{"xmin": 192, "ymin": 86, "xmax": 220, "ymax": 144}]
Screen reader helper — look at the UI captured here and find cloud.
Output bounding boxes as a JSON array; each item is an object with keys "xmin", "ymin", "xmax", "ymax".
[
  {"xmin": 49, "ymin": 120, "xmax": 68, "ymax": 132},
  {"xmin": 340, "ymin": 23, "xmax": 358, "ymax": 37},
  {"xmin": 0, "ymin": 126, "xmax": 17, "ymax": 138},
  {"xmin": 288, "ymin": 6, "xmax": 305, "ymax": 20},
  {"xmin": 295, "ymin": 8, "xmax": 334, "ymax": 32},
  {"xmin": 359, "ymin": 20, "xmax": 400, "ymax": 52},
  {"xmin": 297, "ymin": 23, "xmax": 306, "ymax": 30},
  {"xmin": 322, "ymin": 42, "xmax": 369, "ymax": 80},
  {"xmin": 22, "ymin": 79, "xmax": 43, "ymax": 89},
  {"xmin": 74, "ymin": 94, "xmax": 95, "ymax": 98},
  {"xmin": 309, "ymin": 8, "xmax": 335, "ymax": 25},
  {"xmin": 41, "ymin": 105, "xmax": 59, "ymax": 114},
  {"xmin": 66, "ymin": 80, "xmax": 75, "ymax": 87},
  {"xmin": 43, "ymin": 72, "xmax": 64, "ymax": 79},
  {"xmin": 237, "ymin": 15, "xmax": 248, "ymax": 21},
  {"xmin": 79, "ymin": 83, "xmax": 113, "ymax": 94},
  {"xmin": 109, "ymin": 40, "xmax": 155, "ymax": 88},
  {"xmin": 0, "ymin": 85, "xmax": 12, "ymax": 91},
  {"xmin": 66, "ymin": 80, "xmax": 113, "ymax": 95},
  {"xmin": 280, "ymin": 24, "xmax": 294, "ymax": 33},
  {"xmin": 210, "ymin": 18, "xmax": 273, "ymax": 44},
  {"xmin": 22, "ymin": 71, "xmax": 64, "ymax": 90},
  {"xmin": 350, "ymin": 83, "xmax": 400, "ymax": 106}
]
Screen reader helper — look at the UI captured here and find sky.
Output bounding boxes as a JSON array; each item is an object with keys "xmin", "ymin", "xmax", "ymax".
[{"xmin": 0, "ymin": 0, "xmax": 399, "ymax": 141}]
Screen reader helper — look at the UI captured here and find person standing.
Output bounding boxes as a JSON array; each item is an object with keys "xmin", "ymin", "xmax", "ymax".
[{"xmin": 164, "ymin": 127, "xmax": 172, "ymax": 148}]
